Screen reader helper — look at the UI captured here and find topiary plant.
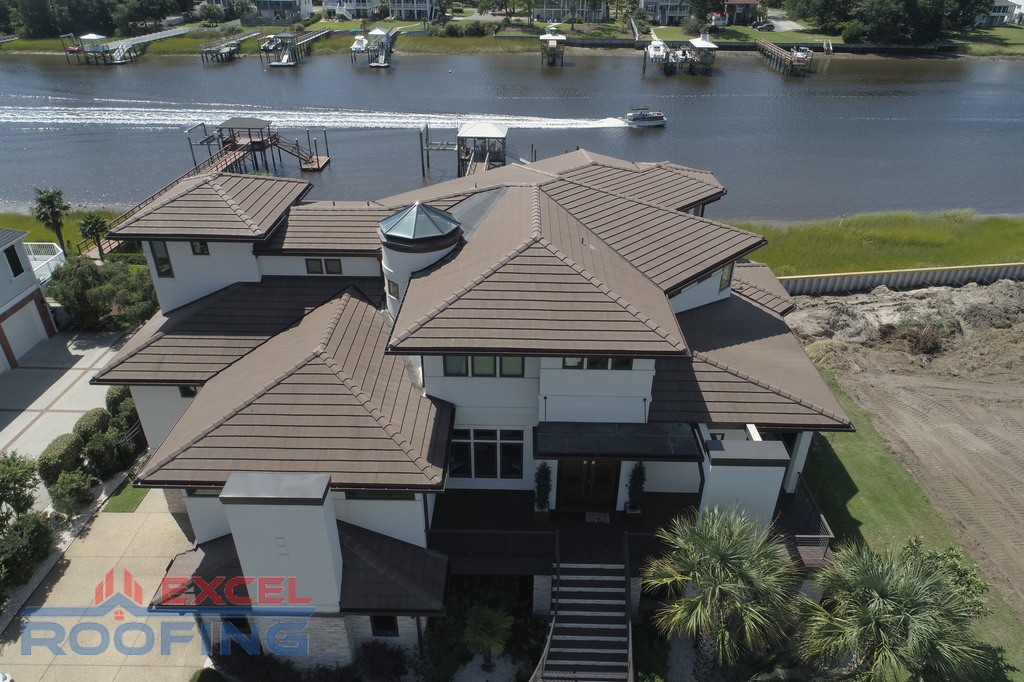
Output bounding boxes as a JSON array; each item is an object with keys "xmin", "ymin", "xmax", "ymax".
[
  {"xmin": 627, "ymin": 461, "xmax": 646, "ymax": 511},
  {"xmin": 85, "ymin": 432, "xmax": 120, "ymax": 480},
  {"xmin": 73, "ymin": 407, "xmax": 111, "ymax": 443},
  {"xmin": 37, "ymin": 433, "xmax": 85, "ymax": 487},
  {"xmin": 49, "ymin": 469, "xmax": 95, "ymax": 521},
  {"xmin": 105, "ymin": 385, "xmax": 132, "ymax": 415},
  {"xmin": 534, "ymin": 462, "xmax": 551, "ymax": 511}
]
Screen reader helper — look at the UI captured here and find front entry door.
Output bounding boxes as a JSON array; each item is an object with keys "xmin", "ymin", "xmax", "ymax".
[{"xmin": 557, "ymin": 460, "xmax": 620, "ymax": 509}]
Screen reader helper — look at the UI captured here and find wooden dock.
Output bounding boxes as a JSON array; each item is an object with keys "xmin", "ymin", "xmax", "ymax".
[
  {"xmin": 0, "ymin": 34, "xmax": 19, "ymax": 46},
  {"xmin": 756, "ymin": 39, "xmax": 813, "ymax": 76},
  {"xmin": 200, "ymin": 30, "xmax": 261, "ymax": 63},
  {"xmin": 262, "ymin": 27, "xmax": 330, "ymax": 66}
]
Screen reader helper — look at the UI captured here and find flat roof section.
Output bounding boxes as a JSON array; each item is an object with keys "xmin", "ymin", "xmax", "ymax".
[{"xmin": 535, "ymin": 421, "xmax": 703, "ymax": 461}]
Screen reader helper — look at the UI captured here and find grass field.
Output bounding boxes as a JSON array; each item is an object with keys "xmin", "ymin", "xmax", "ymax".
[
  {"xmin": 103, "ymin": 478, "xmax": 149, "ymax": 513},
  {"xmin": 804, "ymin": 370, "xmax": 1024, "ymax": 681},
  {"xmin": 0, "ymin": 209, "xmax": 120, "ymax": 252},
  {"xmin": 730, "ymin": 210, "xmax": 1024, "ymax": 277}
]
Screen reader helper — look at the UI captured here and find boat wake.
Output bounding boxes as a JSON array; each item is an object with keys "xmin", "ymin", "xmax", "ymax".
[{"xmin": 0, "ymin": 104, "xmax": 626, "ymax": 130}]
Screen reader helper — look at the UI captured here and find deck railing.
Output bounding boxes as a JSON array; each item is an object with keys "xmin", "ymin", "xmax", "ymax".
[
  {"xmin": 792, "ymin": 473, "xmax": 834, "ymax": 559},
  {"xmin": 25, "ymin": 242, "xmax": 66, "ymax": 282}
]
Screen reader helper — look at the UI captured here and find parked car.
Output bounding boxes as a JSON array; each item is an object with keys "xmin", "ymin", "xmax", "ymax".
[
  {"xmin": 750, "ymin": 20, "xmax": 765, "ymax": 29},
  {"xmin": 757, "ymin": 23, "xmax": 775, "ymax": 31}
]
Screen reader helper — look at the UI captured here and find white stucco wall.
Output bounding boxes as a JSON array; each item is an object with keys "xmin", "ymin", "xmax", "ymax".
[
  {"xmin": 256, "ymin": 254, "xmax": 381, "ymax": 278},
  {"xmin": 381, "ymin": 241, "xmax": 458, "ymax": 319},
  {"xmin": 538, "ymin": 358, "xmax": 654, "ymax": 423},
  {"xmin": 145, "ymin": 240, "xmax": 260, "ymax": 313},
  {"xmin": 184, "ymin": 493, "xmax": 231, "ymax": 544},
  {"xmin": 668, "ymin": 264, "xmax": 733, "ymax": 314},
  {"xmin": 0, "ymin": 242, "xmax": 35, "ymax": 310},
  {"xmin": 701, "ymin": 463, "xmax": 786, "ymax": 525},
  {"xmin": 782, "ymin": 431, "xmax": 814, "ymax": 493},
  {"xmin": 130, "ymin": 384, "xmax": 195, "ymax": 452},
  {"xmin": 332, "ymin": 493, "xmax": 427, "ymax": 547}
]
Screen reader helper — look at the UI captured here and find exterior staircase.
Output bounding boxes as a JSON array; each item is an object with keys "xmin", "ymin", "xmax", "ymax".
[{"xmin": 543, "ymin": 563, "xmax": 630, "ymax": 681}]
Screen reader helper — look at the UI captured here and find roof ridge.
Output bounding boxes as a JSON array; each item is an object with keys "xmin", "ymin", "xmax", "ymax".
[
  {"xmin": 338, "ymin": 524, "xmax": 444, "ymax": 611},
  {"xmin": 536, "ymin": 235, "xmax": 687, "ymax": 352},
  {"xmin": 691, "ymin": 350, "xmax": 852, "ymax": 427},
  {"xmin": 110, "ymin": 174, "xmax": 214, "ymax": 235},
  {"xmin": 209, "ymin": 178, "xmax": 261, "ymax": 236}
]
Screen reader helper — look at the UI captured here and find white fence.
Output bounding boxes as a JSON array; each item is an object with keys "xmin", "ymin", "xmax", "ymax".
[
  {"xmin": 780, "ymin": 262, "xmax": 1024, "ymax": 296},
  {"xmin": 25, "ymin": 242, "xmax": 66, "ymax": 284}
]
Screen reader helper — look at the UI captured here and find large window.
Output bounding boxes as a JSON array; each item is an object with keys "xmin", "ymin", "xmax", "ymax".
[
  {"xmin": 443, "ymin": 356, "xmax": 525, "ymax": 378},
  {"xmin": 190, "ymin": 241, "xmax": 210, "ymax": 256},
  {"xmin": 306, "ymin": 258, "xmax": 343, "ymax": 275},
  {"xmin": 150, "ymin": 241, "xmax": 174, "ymax": 278},
  {"xmin": 4, "ymin": 246, "xmax": 24, "ymax": 278},
  {"xmin": 564, "ymin": 357, "xmax": 633, "ymax": 370},
  {"xmin": 370, "ymin": 616, "xmax": 399, "ymax": 637},
  {"xmin": 719, "ymin": 261, "xmax": 734, "ymax": 292},
  {"xmin": 450, "ymin": 429, "xmax": 524, "ymax": 479}
]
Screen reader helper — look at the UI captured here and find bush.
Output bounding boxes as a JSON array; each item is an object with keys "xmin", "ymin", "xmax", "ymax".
[
  {"xmin": 37, "ymin": 433, "xmax": 85, "ymax": 487},
  {"xmin": 47, "ymin": 256, "xmax": 113, "ymax": 329},
  {"xmin": 85, "ymin": 432, "xmax": 120, "ymax": 480},
  {"xmin": 632, "ymin": 613, "xmax": 670, "ymax": 680},
  {"xmin": 0, "ymin": 511, "xmax": 55, "ymax": 587},
  {"xmin": 0, "ymin": 450, "xmax": 39, "ymax": 533},
  {"xmin": 445, "ymin": 21, "xmax": 464, "ymax": 36},
  {"xmin": 212, "ymin": 650, "xmax": 300, "ymax": 681},
  {"xmin": 104, "ymin": 252, "xmax": 148, "ymax": 266},
  {"xmin": 842, "ymin": 19, "xmax": 863, "ymax": 43},
  {"xmin": 635, "ymin": 19, "xmax": 651, "ymax": 34},
  {"xmin": 357, "ymin": 640, "xmax": 407, "ymax": 681},
  {"xmin": 50, "ymin": 468, "xmax": 96, "ymax": 519},
  {"xmin": 464, "ymin": 20, "xmax": 487, "ymax": 36},
  {"xmin": 106, "ymin": 385, "xmax": 132, "ymax": 415},
  {"xmin": 681, "ymin": 17, "xmax": 703, "ymax": 35},
  {"xmin": 73, "ymin": 407, "xmax": 111, "ymax": 442}
]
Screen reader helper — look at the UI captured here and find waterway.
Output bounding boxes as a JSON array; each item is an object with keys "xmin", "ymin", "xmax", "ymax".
[{"xmin": 0, "ymin": 50, "xmax": 1022, "ymax": 221}]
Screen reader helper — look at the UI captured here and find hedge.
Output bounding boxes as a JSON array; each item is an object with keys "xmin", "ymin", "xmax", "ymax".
[
  {"xmin": 50, "ymin": 469, "xmax": 95, "ymax": 519},
  {"xmin": 37, "ymin": 433, "xmax": 85, "ymax": 487},
  {"xmin": 73, "ymin": 407, "xmax": 111, "ymax": 442},
  {"xmin": 105, "ymin": 385, "xmax": 132, "ymax": 415},
  {"xmin": 85, "ymin": 432, "xmax": 121, "ymax": 480},
  {"xmin": 0, "ymin": 512, "xmax": 55, "ymax": 587}
]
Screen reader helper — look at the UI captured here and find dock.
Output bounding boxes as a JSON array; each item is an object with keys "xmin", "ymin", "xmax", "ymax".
[
  {"xmin": 539, "ymin": 26, "xmax": 565, "ymax": 66},
  {"xmin": 0, "ymin": 34, "xmax": 18, "ymax": 46},
  {"xmin": 642, "ymin": 30, "xmax": 716, "ymax": 76},
  {"xmin": 365, "ymin": 26, "xmax": 399, "ymax": 67},
  {"xmin": 756, "ymin": 39, "xmax": 813, "ymax": 76},
  {"xmin": 200, "ymin": 30, "xmax": 261, "ymax": 63},
  {"xmin": 262, "ymin": 27, "xmax": 331, "ymax": 67},
  {"xmin": 60, "ymin": 27, "xmax": 188, "ymax": 65}
]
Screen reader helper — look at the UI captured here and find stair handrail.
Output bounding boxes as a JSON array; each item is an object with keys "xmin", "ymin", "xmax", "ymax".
[
  {"xmin": 528, "ymin": 529, "xmax": 560, "ymax": 682},
  {"xmin": 624, "ymin": 533, "xmax": 635, "ymax": 682}
]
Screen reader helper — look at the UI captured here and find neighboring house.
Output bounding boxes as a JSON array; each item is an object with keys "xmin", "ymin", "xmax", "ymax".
[
  {"xmin": 533, "ymin": 0, "xmax": 609, "ymax": 24},
  {"xmin": 725, "ymin": 0, "xmax": 759, "ymax": 24},
  {"xmin": 0, "ymin": 229, "xmax": 58, "ymax": 373},
  {"xmin": 388, "ymin": 0, "xmax": 436, "ymax": 20},
  {"xmin": 248, "ymin": 0, "xmax": 315, "ymax": 22},
  {"xmin": 643, "ymin": 0, "xmax": 691, "ymax": 25},
  {"xmin": 978, "ymin": 0, "xmax": 1019, "ymax": 25},
  {"xmin": 93, "ymin": 150, "xmax": 853, "ymax": 672}
]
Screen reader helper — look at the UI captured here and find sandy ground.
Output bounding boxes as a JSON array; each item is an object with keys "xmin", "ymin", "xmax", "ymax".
[{"xmin": 788, "ymin": 280, "xmax": 1024, "ymax": 624}]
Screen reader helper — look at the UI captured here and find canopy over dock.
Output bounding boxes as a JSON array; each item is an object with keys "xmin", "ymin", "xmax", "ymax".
[{"xmin": 456, "ymin": 122, "xmax": 508, "ymax": 177}]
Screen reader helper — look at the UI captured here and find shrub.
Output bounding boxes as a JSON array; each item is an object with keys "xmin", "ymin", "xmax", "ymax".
[
  {"xmin": 50, "ymin": 468, "xmax": 95, "ymax": 519},
  {"xmin": 681, "ymin": 17, "xmax": 703, "ymax": 35},
  {"xmin": 635, "ymin": 19, "xmax": 651, "ymax": 34},
  {"xmin": 104, "ymin": 252, "xmax": 148, "ymax": 266},
  {"xmin": 117, "ymin": 396, "xmax": 139, "ymax": 423},
  {"xmin": 73, "ymin": 407, "xmax": 111, "ymax": 442},
  {"xmin": 0, "ymin": 450, "xmax": 39, "ymax": 533},
  {"xmin": 47, "ymin": 256, "xmax": 113, "ymax": 329},
  {"xmin": 842, "ymin": 19, "xmax": 863, "ymax": 43},
  {"xmin": 85, "ymin": 432, "xmax": 120, "ymax": 480},
  {"xmin": 37, "ymin": 433, "xmax": 85, "ymax": 487},
  {"xmin": 632, "ymin": 613, "xmax": 670, "ymax": 680},
  {"xmin": 110, "ymin": 264, "xmax": 160, "ymax": 329},
  {"xmin": 106, "ymin": 385, "xmax": 132, "ymax": 415},
  {"xmin": 357, "ymin": 640, "xmax": 407, "ymax": 681},
  {"xmin": 464, "ymin": 20, "xmax": 487, "ymax": 36},
  {"xmin": 211, "ymin": 650, "xmax": 300, "ymax": 681},
  {"xmin": 0, "ymin": 511, "xmax": 54, "ymax": 587},
  {"xmin": 445, "ymin": 21, "xmax": 464, "ymax": 36}
]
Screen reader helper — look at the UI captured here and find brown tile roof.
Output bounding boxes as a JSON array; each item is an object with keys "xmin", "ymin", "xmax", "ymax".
[
  {"xmin": 388, "ymin": 186, "xmax": 688, "ymax": 356},
  {"xmin": 257, "ymin": 201, "xmax": 390, "ymax": 255},
  {"xmin": 649, "ymin": 296, "xmax": 853, "ymax": 431},
  {"xmin": 137, "ymin": 288, "xmax": 453, "ymax": 489},
  {"xmin": 732, "ymin": 261, "xmax": 796, "ymax": 316},
  {"xmin": 92, "ymin": 277, "xmax": 382, "ymax": 386},
  {"xmin": 558, "ymin": 161, "xmax": 726, "ymax": 211},
  {"xmin": 152, "ymin": 522, "xmax": 447, "ymax": 615},
  {"xmin": 109, "ymin": 173, "xmax": 310, "ymax": 242}
]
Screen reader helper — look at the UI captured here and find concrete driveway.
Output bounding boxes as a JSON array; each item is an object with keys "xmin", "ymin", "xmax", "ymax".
[{"xmin": 764, "ymin": 10, "xmax": 805, "ymax": 32}]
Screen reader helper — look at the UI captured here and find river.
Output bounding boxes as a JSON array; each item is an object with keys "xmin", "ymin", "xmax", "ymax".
[{"xmin": 0, "ymin": 49, "xmax": 1022, "ymax": 221}]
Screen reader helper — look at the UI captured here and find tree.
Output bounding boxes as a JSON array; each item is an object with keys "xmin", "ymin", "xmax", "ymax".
[
  {"xmin": 464, "ymin": 605, "xmax": 513, "ymax": 672},
  {"xmin": 688, "ymin": 0, "xmax": 725, "ymax": 26},
  {"xmin": 946, "ymin": 0, "xmax": 992, "ymax": 33},
  {"xmin": 199, "ymin": 2, "xmax": 225, "ymax": 25},
  {"xmin": 642, "ymin": 507, "xmax": 797, "ymax": 682},
  {"xmin": 0, "ymin": 451, "xmax": 38, "ymax": 535},
  {"xmin": 854, "ymin": 0, "xmax": 911, "ymax": 43},
  {"xmin": 33, "ymin": 188, "xmax": 71, "ymax": 253},
  {"xmin": 477, "ymin": 0, "xmax": 495, "ymax": 14},
  {"xmin": 78, "ymin": 212, "xmax": 109, "ymax": 262},
  {"xmin": 799, "ymin": 540, "xmax": 992, "ymax": 681}
]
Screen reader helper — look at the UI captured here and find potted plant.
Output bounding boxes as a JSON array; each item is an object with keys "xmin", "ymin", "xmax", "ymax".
[
  {"xmin": 534, "ymin": 462, "xmax": 551, "ymax": 523},
  {"xmin": 625, "ymin": 461, "xmax": 645, "ymax": 524}
]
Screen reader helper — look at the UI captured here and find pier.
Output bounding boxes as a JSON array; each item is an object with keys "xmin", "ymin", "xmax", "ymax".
[
  {"xmin": 261, "ymin": 27, "xmax": 331, "ymax": 67},
  {"xmin": 365, "ymin": 26, "xmax": 398, "ymax": 67},
  {"xmin": 417, "ymin": 122, "xmax": 508, "ymax": 177},
  {"xmin": 642, "ymin": 31, "xmax": 716, "ymax": 76},
  {"xmin": 60, "ymin": 27, "xmax": 187, "ymax": 65},
  {"xmin": 756, "ymin": 39, "xmax": 813, "ymax": 76},
  {"xmin": 201, "ymin": 30, "xmax": 261, "ymax": 63},
  {"xmin": 539, "ymin": 26, "xmax": 565, "ymax": 66},
  {"xmin": 0, "ymin": 34, "xmax": 18, "ymax": 46},
  {"xmin": 186, "ymin": 118, "xmax": 331, "ymax": 173}
]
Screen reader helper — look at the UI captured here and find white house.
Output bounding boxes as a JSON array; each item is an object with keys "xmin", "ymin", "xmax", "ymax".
[
  {"xmin": 532, "ymin": 0, "xmax": 609, "ymax": 25},
  {"xmin": 0, "ymin": 229, "xmax": 58, "ymax": 372},
  {"xmin": 93, "ymin": 150, "xmax": 852, "ymax": 675},
  {"xmin": 978, "ymin": 0, "xmax": 1019, "ymax": 25}
]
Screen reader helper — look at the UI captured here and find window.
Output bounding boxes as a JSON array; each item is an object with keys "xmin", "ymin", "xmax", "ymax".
[
  {"xmin": 444, "ymin": 355, "xmax": 468, "ymax": 376},
  {"xmin": 586, "ymin": 357, "xmax": 610, "ymax": 370},
  {"xmin": 4, "ymin": 246, "xmax": 24, "ymax": 278},
  {"xmin": 567, "ymin": 357, "xmax": 633, "ymax": 370},
  {"xmin": 190, "ymin": 241, "xmax": 209, "ymax": 256},
  {"xmin": 444, "ymin": 356, "xmax": 524, "ymax": 378},
  {"xmin": 305, "ymin": 258, "xmax": 323, "ymax": 274},
  {"xmin": 345, "ymin": 490, "xmax": 415, "ymax": 500},
  {"xmin": 500, "ymin": 356, "xmax": 524, "ymax": 377},
  {"xmin": 471, "ymin": 356, "xmax": 496, "ymax": 377},
  {"xmin": 150, "ymin": 241, "xmax": 174, "ymax": 278},
  {"xmin": 611, "ymin": 358, "xmax": 633, "ymax": 370},
  {"xmin": 450, "ymin": 429, "xmax": 523, "ymax": 479},
  {"xmin": 719, "ymin": 261, "xmax": 734, "ymax": 293},
  {"xmin": 179, "ymin": 386, "xmax": 198, "ymax": 398},
  {"xmin": 563, "ymin": 357, "xmax": 584, "ymax": 369},
  {"xmin": 370, "ymin": 616, "xmax": 399, "ymax": 637},
  {"xmin": 324, "ymin": 259, "xmax": 342, "ymax": 275},
  {"xmin": 387, "ymin": 279, "xmax": 400, "ymax": 298}
]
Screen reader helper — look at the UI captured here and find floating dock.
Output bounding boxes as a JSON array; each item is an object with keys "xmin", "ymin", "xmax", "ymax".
[
  {"xmin": 200, "ymin": 30, "xmax": 262, "ymax": 63},
  {"xmin": 756, "ymin": 39, "xmax": 813, "ymax": 76}
]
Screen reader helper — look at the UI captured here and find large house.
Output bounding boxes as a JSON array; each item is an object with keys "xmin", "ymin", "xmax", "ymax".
[
  {"xmin": 0, "ymin": 229, "xmax": 58, "ymax": 372},
  {"xmin": 93, "ymin": 150, "xmax": 852, "ymax": 675}
]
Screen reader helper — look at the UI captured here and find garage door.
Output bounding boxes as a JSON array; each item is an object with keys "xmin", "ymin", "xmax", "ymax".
[{"xmin": 1, "ymin": 301, "xmax": 48, "ymax": 361}]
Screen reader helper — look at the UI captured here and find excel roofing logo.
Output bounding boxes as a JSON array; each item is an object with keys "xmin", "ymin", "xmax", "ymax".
[{"xmin": 21, "ymin": 567, "xmax": 316, "ymax": 657}]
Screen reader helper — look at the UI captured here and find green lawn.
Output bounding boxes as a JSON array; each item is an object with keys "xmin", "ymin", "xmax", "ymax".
[
  {"xmin": 729, "ymin": 210, "xmax": 1024, "ymax": 277},
  {"xmin": 805, "ymin": 368, "xmax": 1024, "ymax": 680},
  {"xmin": 103, "ymin": 478, "xmax": 149, "ymax": 512},
  {"xmin": 0, "ymin": 210, "xmax": 116, "ymax": 252}
]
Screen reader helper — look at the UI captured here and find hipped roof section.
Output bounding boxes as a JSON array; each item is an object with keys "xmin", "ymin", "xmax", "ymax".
[
  {"xmin": 388, "ymin": 186, "xmax": 688, "ymax": 356},
  {"xmin": 136, "ymin": 287, "xmax": 452, "ymax": 489},
  {"xmin": 109, "ymin": 173, "xmax": 310, "ymax": 242}
]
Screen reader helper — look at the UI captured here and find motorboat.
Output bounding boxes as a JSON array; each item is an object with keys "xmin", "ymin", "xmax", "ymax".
[
  {"xmin": 625, "ymin": 107, "xmax": 666, "ymax": 127},
  {"xmin": 350, "ymin": 35, "xmax": 368, "ymax": 52},
  {"xmin": 645, "ymin": 39, "xmax": 668, "ymax": 63}
]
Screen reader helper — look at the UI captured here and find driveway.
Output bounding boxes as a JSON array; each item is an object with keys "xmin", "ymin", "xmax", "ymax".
[{"xmin": 764, "ymin": 10, "xmax": 805, "ymax": 32}]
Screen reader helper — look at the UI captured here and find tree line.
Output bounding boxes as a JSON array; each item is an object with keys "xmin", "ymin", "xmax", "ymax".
[{"xmin": 786, "ymin": 0, "xmax": 993, "ymax": 43}]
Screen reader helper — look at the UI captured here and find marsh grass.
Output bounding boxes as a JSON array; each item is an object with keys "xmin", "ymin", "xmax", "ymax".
[
  {"xmin": 392, "ymin": 35, "xmax": 540, "ymax": 53},
  {"xmin": 0, "ymin": 209, "xmax": 120, "ymax": 250},
  {"xmin": 730, "ymin": 210, "xmax": 1024, "ymax": 277}
]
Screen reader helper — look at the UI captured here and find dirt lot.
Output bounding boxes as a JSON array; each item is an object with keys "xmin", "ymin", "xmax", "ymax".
[{"xmin": 787, "ymin": 280, "xmax": 1024, "ymax": 623}]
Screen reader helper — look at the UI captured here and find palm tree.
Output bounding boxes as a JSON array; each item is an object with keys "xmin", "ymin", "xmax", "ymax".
[
  {"xmin": 799, "ymin": 541, "xmax": 991, "ymax": 681},
  {"xmin": 642, "ymin": 507, "xmax": 798, "ymax": 682},
  {"xmin": 79, "ymin": 212, "xmax": 109, "ymax": 262},
  {"xmin": 33, "ymin": 188, "xmax": 72, "ymax": 254},
  {"xmin": 464, "ymin": 605, "xmax": 513, "ymax": 672}
]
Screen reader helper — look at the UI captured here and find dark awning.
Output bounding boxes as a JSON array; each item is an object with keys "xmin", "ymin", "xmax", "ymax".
[{"xmin": 534, "ymin": 422, "xmax": 703, "ymax": 461}]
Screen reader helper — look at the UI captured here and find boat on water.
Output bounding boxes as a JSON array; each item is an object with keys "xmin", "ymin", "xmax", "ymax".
[
  {"xmin": 625, "ymin": 107, "xmax": 666, "ymax": 127},
  {"xmin": 791, "ymin": 46, "xmax": 813, "ymax": 63},
  {"xmin": 351, "ymin": 35, "xmax": 367, "ymax": 52}
]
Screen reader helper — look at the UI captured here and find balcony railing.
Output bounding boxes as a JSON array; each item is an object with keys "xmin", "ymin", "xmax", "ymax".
[
  {"xmin": 25, "ymin": 242, "xmax": 66, "ymax": 284},
  {"xmin": 792, "ymin": 473, "xmax": 835, "ymax": 564}
]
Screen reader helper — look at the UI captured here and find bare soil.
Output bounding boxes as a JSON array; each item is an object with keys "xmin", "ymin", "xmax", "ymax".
[{"xmin": 788, "ymin": 280, "xmax": 1024, "ymax": 623}]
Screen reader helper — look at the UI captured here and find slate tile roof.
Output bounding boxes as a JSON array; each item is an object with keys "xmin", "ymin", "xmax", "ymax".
[
  {"xmin": 136, "ymin": 286, "xmax": 452, "ymax": 489},
  {"xmin": 109, "ymin": 173, "xmax": 310, "ymax": 241},
  {"xmin": 92, "ymin": 277, "xmax": 382, "ymax": 385},
  {"xmin": 388, "ymin": 186, "xmax": 688, "ymax": 355}
]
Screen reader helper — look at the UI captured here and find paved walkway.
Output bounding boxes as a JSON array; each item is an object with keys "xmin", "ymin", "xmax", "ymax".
[{"xmin": 0, "ymin": 491, "xmax": 203, "ymax": 681}]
